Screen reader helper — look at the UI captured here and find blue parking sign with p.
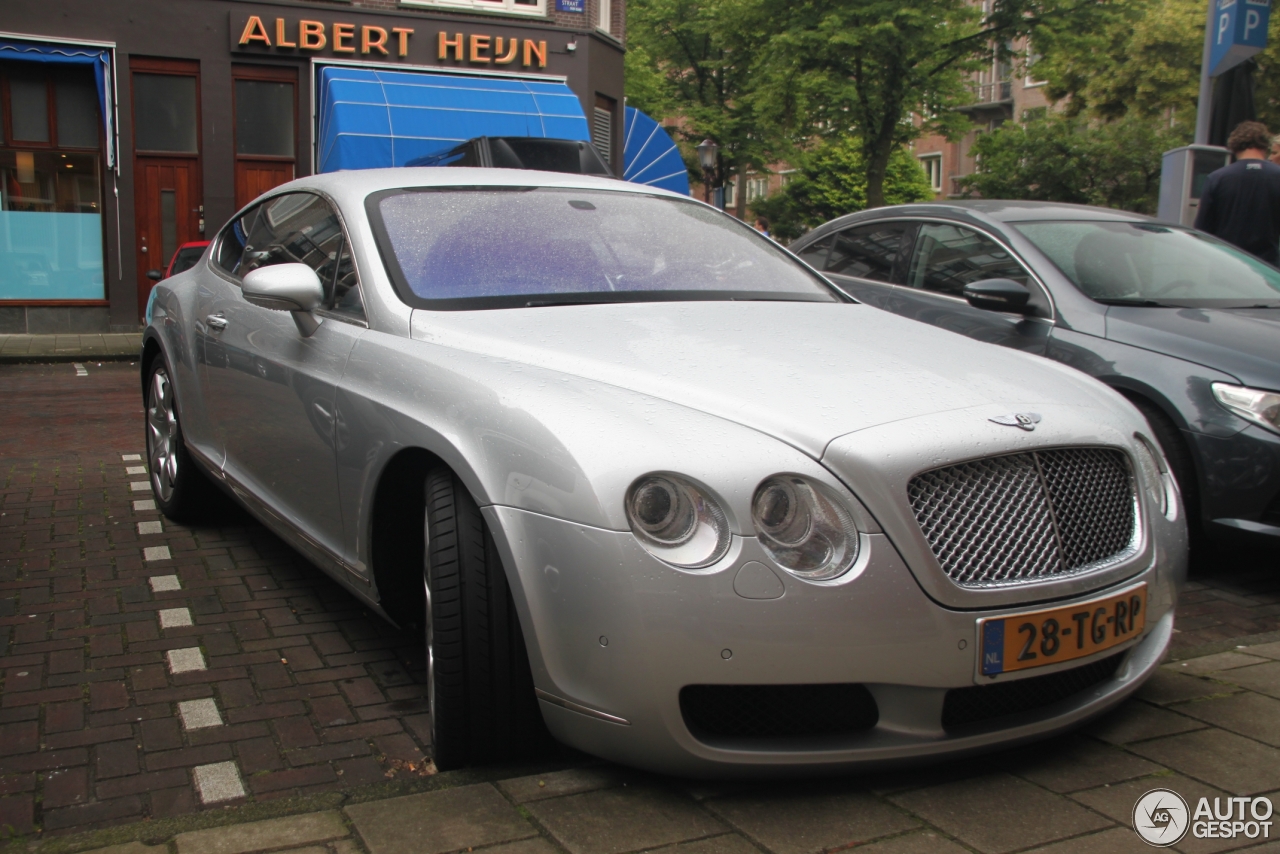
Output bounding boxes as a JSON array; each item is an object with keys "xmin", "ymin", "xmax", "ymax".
[{"xmin": 1210, "ymin": 0, "xmax": 1271, "ymax": 76}]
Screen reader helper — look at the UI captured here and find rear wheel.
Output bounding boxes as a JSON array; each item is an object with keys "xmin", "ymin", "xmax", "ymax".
[
  {"xmin": 423, "ymin": 464, "xmax": 550, "ymax": 769},
  {"xmin": 144, "ymin": 357, "xmax": 216, "ymax": 523}
]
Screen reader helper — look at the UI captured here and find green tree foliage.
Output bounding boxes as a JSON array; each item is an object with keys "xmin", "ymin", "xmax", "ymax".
[
  {"xmin": 753, "ymin": 137, "xmax": 935, "ymax": 241},
  {"xmin": 753, "ymin": 0, "xmax": 1105, "ymax": 208},
  {"xmin": 624, "ymin": 0, "xmax": 779, "ymax": 218},
  {"xmin": 955, "ymin": 114, "xmax": 1190, "ymax": 213}
]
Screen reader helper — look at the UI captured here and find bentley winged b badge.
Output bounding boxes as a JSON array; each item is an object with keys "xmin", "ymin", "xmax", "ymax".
[{"xmin": 990, "ymin": 412, "xmax": 1042, "ymax": 431}]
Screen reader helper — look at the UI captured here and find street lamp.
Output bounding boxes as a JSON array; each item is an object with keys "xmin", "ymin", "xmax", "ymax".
[{"xmin": 696, "ymin": 138, "xmax": 718, "ymax": 205}]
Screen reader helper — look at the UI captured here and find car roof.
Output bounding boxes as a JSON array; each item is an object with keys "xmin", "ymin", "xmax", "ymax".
[{"xmin": 797, "ymin": 200, "xmax": 1157, "ymax": 244}]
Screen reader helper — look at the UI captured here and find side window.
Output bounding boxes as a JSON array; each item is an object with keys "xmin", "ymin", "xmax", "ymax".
[
  {"xmin": 825, "ymin": 223, "xmax": 908, "ymax": 282},
  {"xmin": 215, "ymin": 206, "xmax": 259, "ymax": 277},
  {"xmin": 906, "ymin": 223, "xmax": 1031, "ymax": 297},
  {"xmin": 242, "ymin": 193, "xmax": 365, "ymax": 321},
  {"xmin": 795, "ymin": 235, "xmax": 832, "ymax": 270}
]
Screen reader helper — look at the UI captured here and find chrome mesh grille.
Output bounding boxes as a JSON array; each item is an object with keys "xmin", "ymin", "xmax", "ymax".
[{"xmin": 907, "ymin": 448, "xmax": 1136, "ymax": 587}]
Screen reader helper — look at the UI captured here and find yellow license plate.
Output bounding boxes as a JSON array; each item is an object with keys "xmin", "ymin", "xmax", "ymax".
[{"xmin": 979, "ymin": 584, "xmax": 1147, "ymax": 677}]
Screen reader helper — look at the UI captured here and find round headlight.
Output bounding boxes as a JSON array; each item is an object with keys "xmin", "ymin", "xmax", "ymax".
[
  {"xmin": 1134, "ymin": 434, "xmax": 1171, "ymax": 517},
  {"xmin": 625, "ymin": 474, "xmax": 730, "ymax": 568},
  {"xmin": 752, "ymin": 475, "xmax": 859, "ymax": 580}
]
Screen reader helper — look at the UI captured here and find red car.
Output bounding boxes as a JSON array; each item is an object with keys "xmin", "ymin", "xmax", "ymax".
[{"xmin": 148, "ymin": 241, "xmax": 210, "ymax": 281}]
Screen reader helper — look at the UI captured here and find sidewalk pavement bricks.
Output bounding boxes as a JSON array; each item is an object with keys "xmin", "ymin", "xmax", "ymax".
[{"xmin": 0, "ymin": 334, "xmax": 143, "ymax": 363}]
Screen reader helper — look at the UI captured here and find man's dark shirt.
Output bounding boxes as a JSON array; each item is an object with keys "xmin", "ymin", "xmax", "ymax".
[{"xmin": 1194, "ymin": 157, "xmax": 1280, "ymax": 264}]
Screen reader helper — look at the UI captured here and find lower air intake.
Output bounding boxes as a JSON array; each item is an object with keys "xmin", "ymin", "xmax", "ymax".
[
  {"xmin": 942, "ymin": 652, "xmax": 1125, "ymax": 730},
  {"xmin": 680, "ymin": 683, "xmax": 879, "ymax": 741}
]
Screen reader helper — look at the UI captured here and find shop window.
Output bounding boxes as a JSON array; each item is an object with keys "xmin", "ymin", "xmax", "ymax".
[
  {"xmin": 919, "ymin": 154, "xmax": 943, "ymax": 192},
  {"xmin": 0, "ymin": 61, "xmax": 104, "ymax": 301},
  {"xmin": 400, "ymin": 0, "xmax": 547, "ymax": 18},
  {"xmin": 233, "ymin": 67, "xmax": 297, "ymax": 209},
  {"xmin": 133, "ymin": 73, "xmax": 198, "ymax": 153}
]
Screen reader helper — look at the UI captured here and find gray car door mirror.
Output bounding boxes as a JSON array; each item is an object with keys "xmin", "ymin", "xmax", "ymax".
[
  {"xmin": 962, "ymin": 278, "xmax": 1032, "ymax": 313},
  {"xmin": 242, "ymin": 263, "xmax": 325, "ymax": 337}
]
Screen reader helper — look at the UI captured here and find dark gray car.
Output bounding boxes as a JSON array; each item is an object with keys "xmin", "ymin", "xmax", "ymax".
[{"xmin": 790, "ymin": 201, "xmax": 1280, "ymax": 545}]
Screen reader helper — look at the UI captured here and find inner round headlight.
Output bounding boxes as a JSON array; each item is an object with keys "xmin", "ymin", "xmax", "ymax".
[
  {"xmin": 752, "ymin": 475, "xmax": 859, "ymax": 580},
  {"xmin": 625, "ymin": 474, "xmax": 730, "ymax": 568}
]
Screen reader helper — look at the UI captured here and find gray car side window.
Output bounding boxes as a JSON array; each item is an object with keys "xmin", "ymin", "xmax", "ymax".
[
  {"xmin": 906, "ymin": 222, "xmax": 1031, "ymax": 296},
  {"xmin": 242, "ymin": 192, "xmax": 366, "ymax": 321},
  {"xmin": 825, "ymin": 222, "xmax": 908, "ymax": 282},
  {"xmin": 795, "ymin": 234, "xmax": 832, "ymax": 270}
]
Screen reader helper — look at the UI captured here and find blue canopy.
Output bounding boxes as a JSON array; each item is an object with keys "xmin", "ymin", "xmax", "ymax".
[
  {"xmin": 316, "ymin": 66, "xmax": 591, "ymax": 173},
  {"xmin": 0, "ymin": 38, "xmax": 115, "ymax": 168},
  {"xmin": 622, "ymin": 107, "xmax": 689, "ymax": 195}
]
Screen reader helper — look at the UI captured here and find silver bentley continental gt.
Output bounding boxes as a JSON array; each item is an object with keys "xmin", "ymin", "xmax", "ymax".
[{"xmin": 141, "ymin": 169, "xmax": 1187, "ymax": 777}]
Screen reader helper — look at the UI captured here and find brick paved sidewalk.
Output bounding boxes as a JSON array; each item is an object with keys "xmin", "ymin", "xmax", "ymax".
[
  {"xmin": 27, "ymin": 646, "xmax": 1280, "ymax": 854},
  {"xmin": 0, "ymin": 335, "xmax": 142, "ymax": 364}
]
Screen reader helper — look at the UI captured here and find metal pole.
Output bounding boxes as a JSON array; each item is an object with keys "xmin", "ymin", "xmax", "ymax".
[{"xmin": 1195, "ymin": 0, "xmax": 1217, "ymax": 144}]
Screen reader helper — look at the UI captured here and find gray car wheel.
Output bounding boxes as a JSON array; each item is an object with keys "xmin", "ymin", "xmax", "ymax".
[
  {"xmin": 144, "ymin": 356, "xmax": 214, "ymax": 523},
  {"xmin": 423, "ymin": 464, "xmax": 550, "ymax": 769}
]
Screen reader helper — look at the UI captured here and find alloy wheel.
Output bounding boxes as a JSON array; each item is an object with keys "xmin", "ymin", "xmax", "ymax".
[{"xmin": 146, "ymin": 367, "xmax": 179, "ymax": 503}]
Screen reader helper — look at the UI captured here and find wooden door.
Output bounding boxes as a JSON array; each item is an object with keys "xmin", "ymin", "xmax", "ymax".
[
  {"xmin": 235, "ymin": 161, "xmax": 293, "ymax": 209},
  {"xmin": 135, "ymin": 158, "xmax": 200, "ymax": 314}
]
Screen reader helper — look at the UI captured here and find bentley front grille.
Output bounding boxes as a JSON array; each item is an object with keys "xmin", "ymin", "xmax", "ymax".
[{"xmin": 907, "ymin": 448, "xmax": 1137, "ymax": 588}]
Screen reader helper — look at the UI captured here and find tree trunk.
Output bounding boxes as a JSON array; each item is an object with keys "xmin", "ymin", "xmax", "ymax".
[
  {"xmin": 734, "ymin": 165, "xmax": 749, "ymax": 221},
  {"xmin": 865, "ymin": 144, "xmax": 893, "ymax": 210}
]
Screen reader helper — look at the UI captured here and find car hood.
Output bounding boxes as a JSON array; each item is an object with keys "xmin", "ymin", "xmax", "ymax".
[
  {"xmin": 1105, "ymin": 306, "xmax": 1280, "ymax": 390},
  {"xmin": 411, "ymin": 301, "xmax": 1122, "ymax": 458}
]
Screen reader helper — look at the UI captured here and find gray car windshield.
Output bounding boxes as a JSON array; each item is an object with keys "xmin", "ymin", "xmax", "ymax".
[
  {"xmin": 370, "ymin": 187, "xmax": 838, "ymax": 309},
  {"xmin": 1012, "ymin": 220, "xmax": 1280, "ymax": 307}
]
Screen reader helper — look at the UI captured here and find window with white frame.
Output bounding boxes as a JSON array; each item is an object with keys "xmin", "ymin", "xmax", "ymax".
[
  {"xmin": 779, "ymin": 170, "xmax": 796, "ymax": 189},
  {"xmin": 723, "ymin": 177, "xmax": 737, "ymax": 208},
  {"xmin": 919, "ymin": 154, "xmax": 943, "ymax": 192},
  {"xmin": 598, "ymin": 0, "xmax": 612, "ymax": 34},
  {"xmin": 401, "ymin": 0, "xmax": 546, "ymax": 18},
  {"xmin": 746, "ymin": 176, "xmax": 769, "ymax": 202},
  {"xmin": 1024, "ymin": 45, "xmax": 1047, "ymax": 87}
]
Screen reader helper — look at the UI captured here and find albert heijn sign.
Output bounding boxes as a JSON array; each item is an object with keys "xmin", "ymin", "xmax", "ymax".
[
  {"xmin": 1209, "ymin": 0, "xmax": 1271, "ymax": 76},
  {"xmin": 229, "ymin": 13, "xmax": 549, "ymax": 68}
]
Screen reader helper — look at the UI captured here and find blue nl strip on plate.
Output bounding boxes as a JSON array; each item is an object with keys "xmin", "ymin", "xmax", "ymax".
[{"xmin": 982, "ymin": 619, "xmax": 1005, "ymax": 676}]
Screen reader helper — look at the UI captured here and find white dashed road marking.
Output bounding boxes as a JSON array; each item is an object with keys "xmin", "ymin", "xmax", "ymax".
[
  {"xmin": 130, "ymin": 481, "xmax": 151, "ymax": 492},
  {"xmin": 133, "ymin": 499, "xmax": 156, "ymax": 511},
  {"xmin": 126, "ymin": 465, "xmax": 147, "ymax": 475},
  {"xmin": 193, "ymin": 762, "xmax": 244, "ymax": 804},
  {"xmin": 122, "ymin": 454, "xmax": 142, "ymax": 461},
  {"xmin": 73, "ymin": 363, "xmax": 87, "ymax": 377},
  {"xmin": 149, "ymin": 575, "xmax": 181, "ymax": 592},
  {"xmin": 167, "ymin": 648, "xmax": 206, "ymax": 674},
  {"xmin": 137, "ymin": 521, "xmax": 163, "ymax": 535},
  {"xmin": 159, "ymin": 608, "xmax": 193, "ymax": 629},
  {"xmin": 178, "ymin": 698, "xmax": 223, "ymax": 730},
  {"xmin": 143, "ymin": 546, "xmax": 171, "ymax": 562}
]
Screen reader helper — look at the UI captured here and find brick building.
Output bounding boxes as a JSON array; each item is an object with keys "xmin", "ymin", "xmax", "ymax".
[{"xmin": 0, "ymin": 0, "xmax": 625, "ymax": 333}]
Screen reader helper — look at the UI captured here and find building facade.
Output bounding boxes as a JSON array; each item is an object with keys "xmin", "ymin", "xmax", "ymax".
[
  {"xmin": 0, "ymin": 0, "xmax": 625, "ymax": 333},
  {"xmin": 911, "ymin": 43, "xmax": 1054, "ymax": 199}
]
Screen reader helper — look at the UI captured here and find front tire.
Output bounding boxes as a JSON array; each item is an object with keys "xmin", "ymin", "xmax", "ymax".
[
  {"xmin": 144, "ymin": 356, "xmax": 214, "ymax": 523},
  {"xmin": 423, "ymin": 465, "xmax": 549, "ymax": 770}
]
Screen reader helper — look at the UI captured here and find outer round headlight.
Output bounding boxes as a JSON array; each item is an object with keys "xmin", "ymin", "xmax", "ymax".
[
  {"xmin": 1133, "ymin": 434, "xmax": 1171, "ymax": 517},
  {"xmin": 625, "ymin": 474, "xmax": 730, "ymax": 568},
  {"xmin": 752, "ymin": 475, "xmax": 859, "ymax": 580}
]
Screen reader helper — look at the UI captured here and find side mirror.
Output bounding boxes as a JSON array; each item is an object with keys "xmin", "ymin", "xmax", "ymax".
[
  {"xmin": 962, "ymin": 278, "xmax": 1032, "ymax": 313},
  {"xmin": 242, "ymin": 263, "xmax": 325, "ymax": 337},
  {"xmin": 146, "ymin": 269, "xmax": 164, "ymax": 281}
]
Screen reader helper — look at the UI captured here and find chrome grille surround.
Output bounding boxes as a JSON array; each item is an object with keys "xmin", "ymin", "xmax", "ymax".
[{"xmin": 907, "ymin": 448, "xmax": 1139, "ymax": 588}]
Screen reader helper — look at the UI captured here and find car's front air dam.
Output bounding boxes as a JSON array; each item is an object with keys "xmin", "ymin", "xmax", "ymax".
[{"xmin": 484, "ymin": 505, "xmax": 1179, "ymax": 778}]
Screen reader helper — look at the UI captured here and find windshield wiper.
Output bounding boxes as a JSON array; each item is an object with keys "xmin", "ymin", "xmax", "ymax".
[{"xmin": 1093, "ymin": 298, "xmax": 1177, "ymax": 307}]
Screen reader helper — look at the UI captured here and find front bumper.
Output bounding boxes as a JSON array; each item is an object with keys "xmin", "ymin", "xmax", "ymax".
[
  {"xmin": 487, "ymin": 505, "xmax": 1182, "ymax": 778},
  {"xmin": 1186, "ymin": 423, "xmax": 1280, "ymax": 537}
]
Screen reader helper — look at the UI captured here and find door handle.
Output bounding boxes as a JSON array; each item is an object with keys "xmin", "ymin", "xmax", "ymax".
[{"xmin": 206, "ymin": 314, "xmax": 227, "ymax": 330}]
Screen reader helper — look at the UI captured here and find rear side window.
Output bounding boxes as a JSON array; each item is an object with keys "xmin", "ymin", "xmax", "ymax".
[
  {"xmin": 906, "ymin": 222, "xmax": 1030, "ymax": 296},
  {"xmin": 824, "ymin": 223, "xmax": 908, "ymax": 282},
  {"xmin": 794, "ymin": 235, "xmax": 831, "ymax": 270}
]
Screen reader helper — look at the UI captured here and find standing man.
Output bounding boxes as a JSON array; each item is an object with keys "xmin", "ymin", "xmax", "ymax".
[{"xmin": 1195, "ymin": 121, "xmax": 1280, "ymax": 265}]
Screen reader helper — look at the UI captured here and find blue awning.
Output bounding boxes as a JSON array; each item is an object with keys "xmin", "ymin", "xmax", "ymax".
[
  {"xmin": 623, "ymin": 107, "xmax": 689, "ymax": 196},
  {"xmin": 316, "ymin": 66, "xmax": 591, "ymax": 173},
  {"xmin": 0, "ymin": 38, "xmax": 115, "ymax": 168}
]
